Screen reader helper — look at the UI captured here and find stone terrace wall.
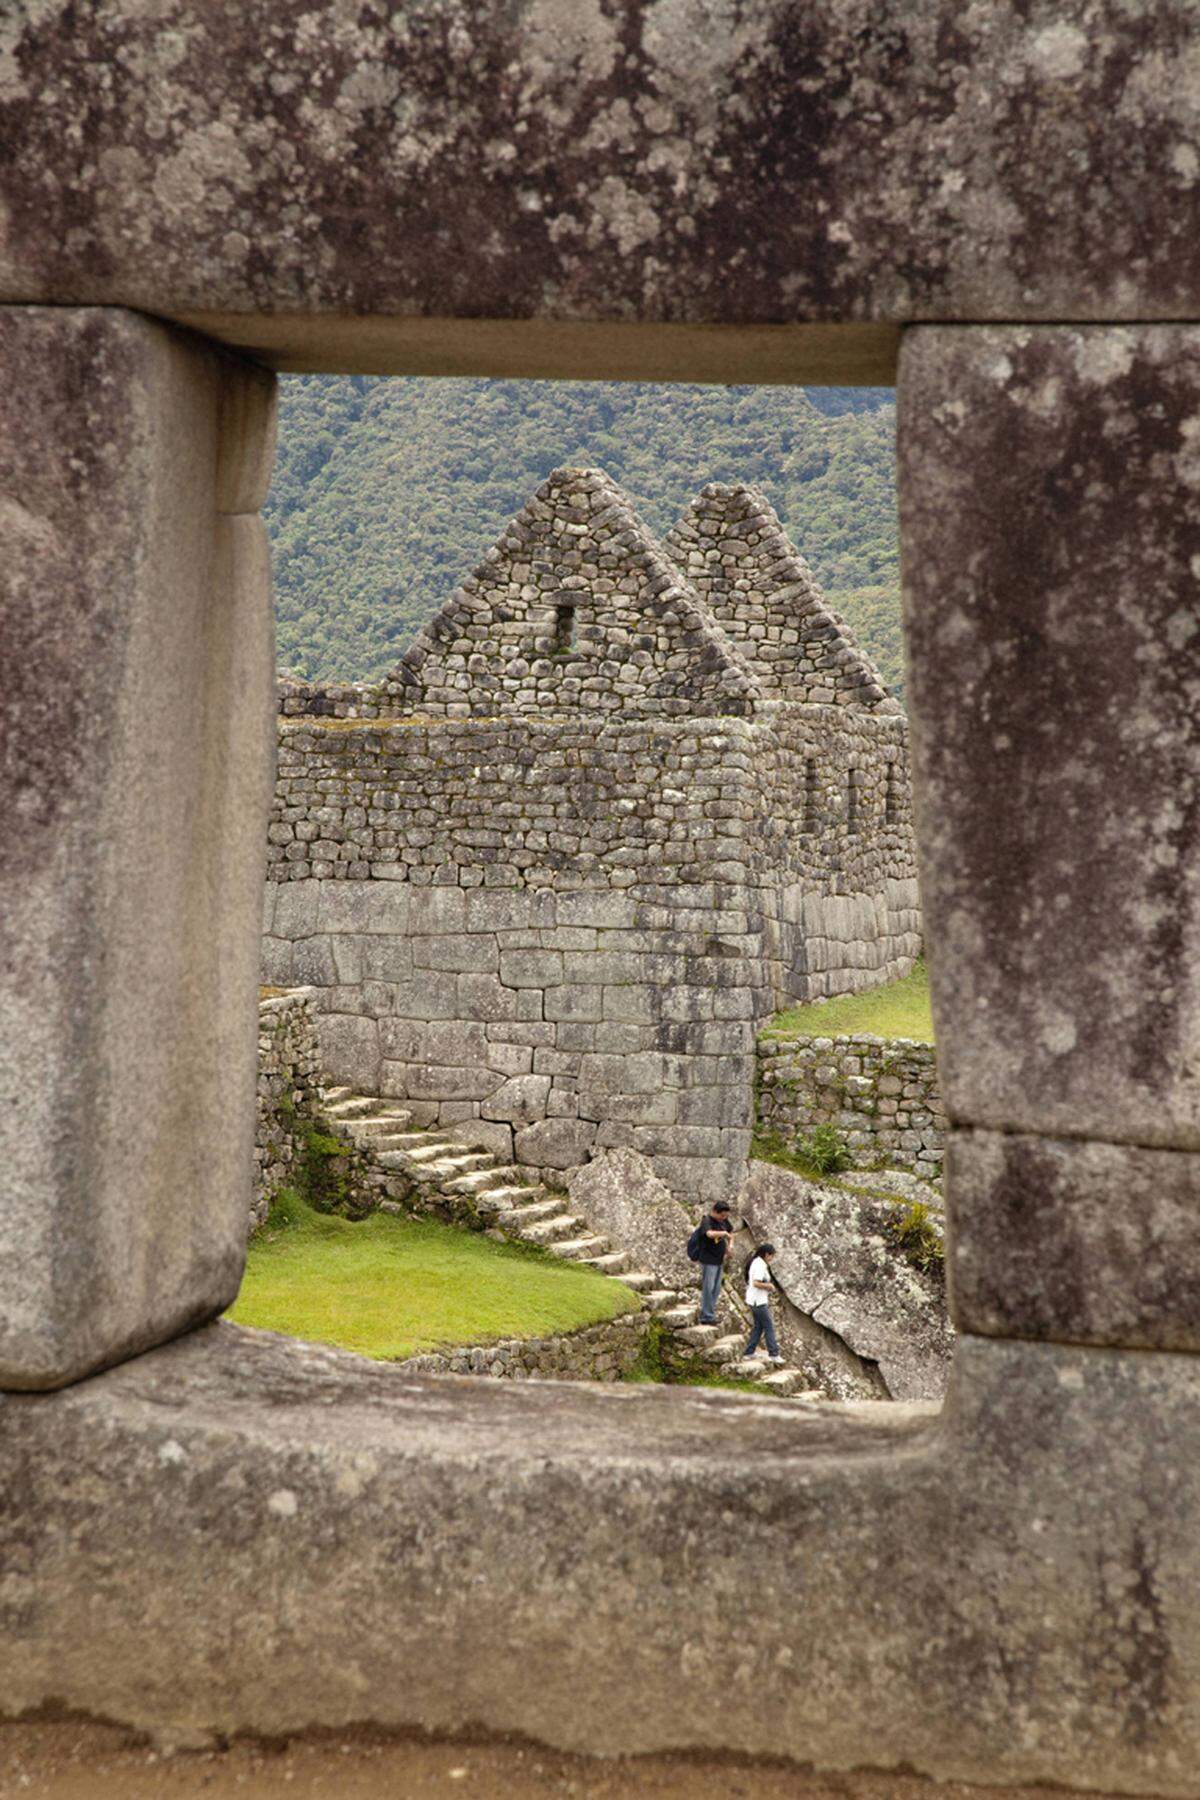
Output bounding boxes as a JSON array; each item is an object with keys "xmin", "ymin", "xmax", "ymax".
[
  {"xmin": 280, "ymin": 468, "xmax": 760, "ymax": 724},
  {"xmin": 757, "ymin": 1033, "xmax": 945, "ymax": 1181},
  {"xmin": 750, "ymin": 704, "xmax": 921, "ymax": 1004},
  {"xmin": 254, "ymin": 989, "xmax": 323, "ymax": 1232},
  {"xmin": 397, "ymin": 1310, "xmax": 647, "ymax": 1382},
  {"xmin": 667, "ymin": 484, "xmax": 899, "ymax": 712}
]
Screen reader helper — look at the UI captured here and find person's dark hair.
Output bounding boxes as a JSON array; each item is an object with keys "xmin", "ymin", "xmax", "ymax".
[
  {"xmin": 711, "ymin": 1200, "xmax": 731, "ymax": 1215},
  {"xmin": 745, "ymin": 1242, "xmax": 777, "ymax": 1284}
]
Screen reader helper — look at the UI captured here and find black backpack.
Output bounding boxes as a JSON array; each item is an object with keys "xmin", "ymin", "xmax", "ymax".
[{"xmin": 686, "ymin": 1218, "xmax": 707, "ymax": 1262}]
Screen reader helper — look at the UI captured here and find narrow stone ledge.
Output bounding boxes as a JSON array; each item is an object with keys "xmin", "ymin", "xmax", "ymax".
[{"xmin": 5, "ymin": 1327, "xmax": 1200, "ymax": 1793}]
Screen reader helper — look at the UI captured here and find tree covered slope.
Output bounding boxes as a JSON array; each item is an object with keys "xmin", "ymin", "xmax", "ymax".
[{"xmin": 266, "ymin": 377, "xmax": 902, "ymax": 698}]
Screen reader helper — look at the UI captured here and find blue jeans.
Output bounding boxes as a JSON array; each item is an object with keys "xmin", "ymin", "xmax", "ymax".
[
  {"xmin": 745, "ymin": 1304, "xmax": 779, "ymax": 1357},
  {"xmin": 699, "ymin": 1261, "xmax": 723, "ymax": 1323}
]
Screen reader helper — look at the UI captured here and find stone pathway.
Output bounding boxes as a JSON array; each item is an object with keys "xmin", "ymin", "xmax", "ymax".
[{"xmin": 318, "ymin": 1085, "xmax": 816, "ymax": 1397}]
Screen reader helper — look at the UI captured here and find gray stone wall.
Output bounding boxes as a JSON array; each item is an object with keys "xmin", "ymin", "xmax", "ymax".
[
  {"xmin": 757, "ymin": 1033, "xmax": 944, "ymax": 1180},
  {"xmin": 254, "ymin": 989, "xmax": 323, "ymax": 1231},
  {"xmin": 747, "ymin": 703, "xmax": 920, "ymax": 1004},
  {"xmin": 397, "ymin": 1310, "xmax": 647, "ymax": 1382},
  {"xmin": 262, "ymin": 704, "xmax": 917, "ymax": 1202},
  {"xmin": 666, "ymin": 483, "xmax": 900, "ymax": 712}
]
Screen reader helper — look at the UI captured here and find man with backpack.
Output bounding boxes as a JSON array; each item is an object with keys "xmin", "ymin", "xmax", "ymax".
[{"xmin": 687, "ymin": 1198, "xmax": 735, "ymax": 1325}]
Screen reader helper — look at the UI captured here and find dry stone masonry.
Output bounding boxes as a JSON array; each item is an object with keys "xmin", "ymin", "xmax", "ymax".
[
  {"xmin": 253, "ymin": 990, "xmax": 324, "ymax": 1231},
  {"xmin": 397, "ymin": 1312, "xmax": 647, "ymax": 1383},
  {"xmin": 265, "ymin": 468, "xmax": 919, "ymax": 1204},
  {"xmin": 758, "ymin": 1033, "xmax": 944, "ymax": 1180}
]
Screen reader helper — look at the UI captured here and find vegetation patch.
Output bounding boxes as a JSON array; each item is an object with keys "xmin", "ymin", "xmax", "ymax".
[
  {"xmin": 228, "ymin": 1189, "xmax": 637, "ymax": 1361},
  {"xmin": 750, "ymin": 1129, "xmax": 839, "ymax": 1184},
  {"xmin": 885, "ymin": 1198, "xmax": 945, "ymax": 1274},
  {"xmin": 761, "ymin": 959, "xmax": 932, "ymax": 1043}
]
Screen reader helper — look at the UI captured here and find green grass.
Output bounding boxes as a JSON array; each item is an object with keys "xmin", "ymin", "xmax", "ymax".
[
  {"xmin": 227, "ymin": 1190, "xmax": 637, "ymax": 1361},
  {"xmin": 761, "ymin": 959, "xmax": 933, "ymax": 1043}
]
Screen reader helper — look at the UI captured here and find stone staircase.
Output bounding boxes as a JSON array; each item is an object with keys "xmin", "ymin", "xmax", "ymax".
[{"xmin": 319, "ymin": 1085, "xmax": 817, "ymax": 1398}]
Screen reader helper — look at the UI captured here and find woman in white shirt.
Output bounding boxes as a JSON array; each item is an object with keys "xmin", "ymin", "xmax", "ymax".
[{"xmin": 743, "ymin": 1242, "xmax": 784, "ymax": 1363}]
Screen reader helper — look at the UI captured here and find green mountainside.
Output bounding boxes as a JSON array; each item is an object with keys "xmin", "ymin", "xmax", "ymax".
[{"xmin": 266, "ymin": 377, "xmax": 902, "ymax": 698}]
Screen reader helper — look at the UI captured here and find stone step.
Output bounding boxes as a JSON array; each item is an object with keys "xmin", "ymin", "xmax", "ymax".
[
  {"xmin": 444, "ymin": 1168, "xmax": 509, "ymax": 1195},
  {"xmin": 577, "ymin": 1250, "xmax": 631, "ymax": 1274},
  {"xmin": 413, "ymin": 1155, "xmax": 492, "ymax": 1181},
  {"xmin": 548, "ymin": 1235, "xmax": 610, "ymax": 1261},
  {"xmin": 676, "ymin": 1323, "xmax": 719, "ymax": 1347},
  {"xmin": 403, "ymin": 1140, "xmax": 460, "ymax": 1163},
  {"xmin": 346, "ymin": 1114, "xmax": 413, "ymax": 1136},
  {"xmin": 757, "ymin": 1369, "xmax": 809, "ymax": 1396},
  {"xmin": 359, "ymin": 1132, "xmax": 416, "ymax": 1152},
  {"xmin": 705, "ymin": 1335, "xmax": 747, "ymax": 1365},
  {"xmin": 520, "ymin": 1214, "xmax": 582, "ymax": 1245},
  {"xmin": 319, "ymin": 1086, "xmax": 353, "ymax": 1104},
  {"xmin": 321, "ymin": 1096, "xmax": 378, "ymax": 1119},
  {"xmin": 657, "ymin": 1304, "xmax": 700, "ymax": 1328},
  {"xmin": 614, "ymin": 1271, "xmax": 657, "ymax": 1293},
  {"xmin": 503, "ymin": 1200, "xmax": 568, "ymax": 1228},
  {"xmin": 484, "ymin": 1185, "xmax": 546, "ymax": 1208},
  {"xmin": 643, "ymin": 1290, "xmax": 686, "ymax": 1313}
]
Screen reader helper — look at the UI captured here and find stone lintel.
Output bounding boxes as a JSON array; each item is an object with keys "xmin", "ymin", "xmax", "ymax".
[
  {"xmin": 4, "ymin": 7, "xmax": 1200, "ymax": 338},
  {"xmin": 4, "ymin": 1326, "xmax": 1200, "ymax": 1794}
]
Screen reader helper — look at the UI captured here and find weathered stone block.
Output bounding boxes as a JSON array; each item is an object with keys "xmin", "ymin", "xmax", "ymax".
[
  {"xmin": 481, "ymin": 1075, "xmax": 552, "ymax": 1126},
  {"xmin": 407, "ymin": 888, "xmax": 467, "ymax": 935},
  {"xmin": 271, "ymin": 878, "xmax": 323, "ymax": 940},
  {"xmin": 0, "ymin": 308, "xmax": 275, "ymax": 1391},
  {"xmin": 544, "ymin": 985, "xmax": 604, "ymax": 1024},
  {"xmin": 413, "ymin": 934, "xmax": 498, "ymax": 974},
  {"xmin": 314, "ymin": 1015, "xmax": 380, "ymax": 1094},
  {"xmin": 568, "ymin": 1149, "xmax": 692, "ymax": 1287},
  {"xmin": 390, "ymin": 972, "xmax": 459, "ymax": 1022},
  {"xmin": 902, "ymin": 325, "xmax": 1200, "ymax": 1151},
  {"xmin": 514, "ymin": 1119, "xmax": 597, "ymax": 1169},
  {"xmin": 405, "ymin": 1066, "xmax": 503, "ymax": 1103},
  {"xmin": 292, "ymin": 935, "xmax": 338, "ymax": 987},
  {"xmin": 946, "ymin": 1128, "xmax": 1200, "ymax": 1351},
  {"xmin": 499, "ymin": 948, "xmax": 563, "ymax": 988},
  {"xmin": 360, "ymin": 938, "xmax": 415, "ymax": 982},
  {"xmin": 318, "ymin": 882, "xmax": 410, "ymax": 935},
  {"xmin": 457, "ymin": 973, "xmax": 519, "ymax": 1023}
]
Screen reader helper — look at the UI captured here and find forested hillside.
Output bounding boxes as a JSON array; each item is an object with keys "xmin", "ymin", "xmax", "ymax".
[{"xmin": 266, "ymin": 378, "xmax": 902, "ymax": 697}]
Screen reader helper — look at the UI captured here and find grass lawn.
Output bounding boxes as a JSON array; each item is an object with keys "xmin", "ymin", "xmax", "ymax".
[
  {"xmin": 227, "ymin": 1190, "xmax": 638, "ymax": 1361},
  {"xmin": 761, "ymin": 958, "xmax": 933, "ymax": 1043}
]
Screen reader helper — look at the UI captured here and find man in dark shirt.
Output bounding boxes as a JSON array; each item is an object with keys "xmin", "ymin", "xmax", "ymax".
[{"xmin": 697, "ymin": 1199, "xmax": 735, "ymax": 1325}]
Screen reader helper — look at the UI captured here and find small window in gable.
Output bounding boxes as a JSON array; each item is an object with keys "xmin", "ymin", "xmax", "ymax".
[
  {"xmin": 847, "ymin": 766, "xmax": 860, "ymax": 834},
  {"xmin": 553, "ymin": 600, "xmax": 577, "ymax": 656},
  {"xmin": 803, "ymin": 757, "xmax": 819, "ymax": 832}
]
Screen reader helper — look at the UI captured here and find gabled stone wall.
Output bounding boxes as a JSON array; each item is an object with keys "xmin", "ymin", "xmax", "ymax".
[
  {"xmin": 667, "ymin": 483, "xmax": 898, "ymax": 711},
  {"xmin": 280, "ymin": 468, "xmax": 761, "ymax": 722}
]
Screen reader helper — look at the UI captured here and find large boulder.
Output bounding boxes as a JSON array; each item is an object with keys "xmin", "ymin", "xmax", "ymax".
[
  {"xmin": 738, "ymin": 1161, "xmax": 954, "ymax": 1402},
  {"xmin": 568, "ymin": 1149, "xmax": 694, "ymax": 1289}
]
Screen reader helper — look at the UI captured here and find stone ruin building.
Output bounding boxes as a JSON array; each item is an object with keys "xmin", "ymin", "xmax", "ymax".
[
  {"xmin": 263, "ymin": 466, "xmax": 920, "ymax": 1202},
  {"xmin": 8, "ymin": 4, "xmax": 1200, "ymax": 1793}
]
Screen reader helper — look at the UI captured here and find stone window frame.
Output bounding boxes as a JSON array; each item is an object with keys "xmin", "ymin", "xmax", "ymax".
[{"xmin": 9, "ymin": 312, "xmax": 1200, "ymax": 1789}]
